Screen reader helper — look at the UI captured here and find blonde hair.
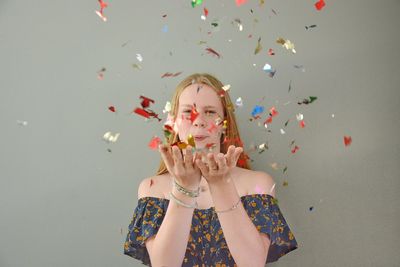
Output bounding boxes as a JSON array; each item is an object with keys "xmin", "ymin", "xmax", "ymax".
[{"xmin": 156, "ymin": 73, "xmax": 251, "ymax": 175}]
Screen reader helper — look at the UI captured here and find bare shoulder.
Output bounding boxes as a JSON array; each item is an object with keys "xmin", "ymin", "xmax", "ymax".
[
  {"xmin": 236, "ymin": 168, "xmax": 276, "ymax": 198},
  {"xmin": 137, "ymin": 173, "xmax": 170, "ymax": 200}
]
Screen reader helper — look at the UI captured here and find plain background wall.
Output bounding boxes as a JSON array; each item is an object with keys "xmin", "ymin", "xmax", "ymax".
[{"xmin": 1, "ymin": 0, "xmax": 399, "ymax": 266}]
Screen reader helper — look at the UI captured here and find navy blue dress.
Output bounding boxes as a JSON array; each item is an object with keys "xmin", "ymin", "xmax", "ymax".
[{"xmin": 124, "ymin": 193, "xmax": 298, "ymax": 266}]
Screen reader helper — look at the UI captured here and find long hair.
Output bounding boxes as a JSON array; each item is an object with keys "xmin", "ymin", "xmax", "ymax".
[{"xmin": 156, "ymin": 73, "xmax": 251, "ymax": 175}]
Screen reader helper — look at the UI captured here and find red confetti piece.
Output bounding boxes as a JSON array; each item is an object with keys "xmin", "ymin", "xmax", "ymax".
[
  {"xmin": 236, "ymin": 0, "xmax": 247, "ymax": 7},
  {"xmin": 291, "ymin": 145, "xmax": 300, "ymax": 154},
  {"xmin": 269, "ymin": 106, "xmax": 278, "ymax": 116},
  {"xmin": 204, "ymin": 7, "xmax": 209, "ymax": 17},
  {"xmin": 95, "ymin": 0, "xmax": 108, "ymax": 21},
  {"xmin": 134, "ymin": 108, "xmax": 151, "ymax": 119},
  {"xmin": 97, "ymin": 67, "xmax": 106, "ymax": 80},
  {"xmin": 268, "ymin": 48, "xmax": 275, "ymax": 55},
  {"xmin": 314, "ymin": 0, "xmax": 325, "ymax": 11},
  {"xmin": 344, "ymin": 136, "xmax": 352, "ymax": 146},
  {"xmin": 140, "ymin": 95, "xmax": 154, "ymax": 109},
  {"xmin": 190, "ymin": 106, "xmax": 199, "ymax": 123},
  {"xmin": 264, "ymin": 116, "xmax": 273, "ymax": 125},
  {"xmin": 148, "ymin": 136, "xmax": 162, "ymax": 150},
  {"xmin": 108, "ymin": 106, "xmax": 116, "ymax": 112},
  {"xmin": 299, "ymin": 120, "xmax": 305, "ymax": 128},
  {"xmin": 205, "ymin": 47, "xmax": 221, "ymax": 59},
  {"xmin": 161, "ymin": 72, "xmax": 183, "ymax": 78}
]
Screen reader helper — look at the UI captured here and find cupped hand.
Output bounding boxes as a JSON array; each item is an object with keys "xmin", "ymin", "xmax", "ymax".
[
  {"xmin": 195, "ymin": 145, "xmax": 243, "ymax": 186},
  {"xmin": 159, "ymin": 144, "xmax": 202, "ymax": 190}
]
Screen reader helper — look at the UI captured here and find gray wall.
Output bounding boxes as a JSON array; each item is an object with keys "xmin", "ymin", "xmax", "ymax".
[{"xmin": 1, "ymin": 0, "xmax": 399, "ymax": 266}]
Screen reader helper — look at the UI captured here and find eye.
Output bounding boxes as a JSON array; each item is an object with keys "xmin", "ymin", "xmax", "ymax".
[
  {"xmin": 205, "ymin": 110, "xmax": 216, "ymax": 115},
  {"xmin": 182, "ymin": 110, "xmax": 192, "ymax": 113}
]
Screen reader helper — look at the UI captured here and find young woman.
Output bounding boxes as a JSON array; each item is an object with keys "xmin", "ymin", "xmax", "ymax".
[{"xmin": 124, "ymin": 73, "xmax": 298, "ymax": 266}]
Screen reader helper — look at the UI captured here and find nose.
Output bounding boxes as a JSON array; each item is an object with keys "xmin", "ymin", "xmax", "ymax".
[{"xmin": 193, "ymin": 113, "xmax": 207, "ymax": 128}]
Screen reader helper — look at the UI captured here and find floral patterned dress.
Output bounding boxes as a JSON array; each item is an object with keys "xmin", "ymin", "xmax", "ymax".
[{"xmin": 124, "ymin": 193, "xmax": 298, "ymax": 266}]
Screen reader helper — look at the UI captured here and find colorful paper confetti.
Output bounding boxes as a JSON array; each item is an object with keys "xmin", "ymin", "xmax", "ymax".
[
  {"xmin": 205, "ymin": 47, "xmax": 222, "ymax": 58},
  {"xmin": 314, "ymin": 0, "xmax": 326, "ymax": 11},
  {"xmin": 161, "ymin": 72, "xmax": 183, "ymax": 78},
  {"xmin": 95, "ymin": 0, "xmax": 108, "ymax": 21}
]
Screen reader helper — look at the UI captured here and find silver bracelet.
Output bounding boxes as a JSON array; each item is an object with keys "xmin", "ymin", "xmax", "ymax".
[
  {"xmin": 215, "ymin": 197, "xmax": 241, "ymax": 213},
  {"xmin": 169, "ymin": 191, "xmax": 198, "ymax": 209},
  {"xmin": 173, "ymin": 178, "xmax": 199, "ymax": 198}
]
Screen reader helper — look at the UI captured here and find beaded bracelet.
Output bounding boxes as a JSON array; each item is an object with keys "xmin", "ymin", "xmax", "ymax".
[
  {"xmin": 214, "ymin": 197, "xmax": 241, "ymax": 213},
  {"xmin": 169, "ymin": 191, "xmax": 198, "ymax": 209},
  {"xmin": 173, "ymin": 178, "xmax": 200, "ymax": 198}
]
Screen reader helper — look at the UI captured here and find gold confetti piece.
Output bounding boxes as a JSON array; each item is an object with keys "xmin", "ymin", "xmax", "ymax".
[
  {"xmin": 132, "ymin": 64, "xmax": 142, "ymax": 70},
  {"xmin": 254, "ymin": 37, "xmax": 262, "ymax": 55},
  {"xmin": 283, "ymin": 181, "xmax": 288, "ymax": 186},
  {"xmin": 271, "ymin": 162, "xmax": 279, "ymax": 170},
  {"xmin": 187, "ymin": 134, "xmax": 196, "ymax": 147}
]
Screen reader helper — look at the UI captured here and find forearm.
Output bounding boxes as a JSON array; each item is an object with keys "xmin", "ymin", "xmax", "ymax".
[
  {"xmin": 210, "ymin": 178, "xmax": 267, "ymax": 267},
  {"xmin": 151, "ymin": 187, "xmax": 195, "ymax": 267}
]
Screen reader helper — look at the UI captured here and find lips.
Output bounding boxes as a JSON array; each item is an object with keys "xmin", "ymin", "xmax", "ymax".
[{"xmin": 194, "ymin": 135, "xmax": 209, "ymax": 141}]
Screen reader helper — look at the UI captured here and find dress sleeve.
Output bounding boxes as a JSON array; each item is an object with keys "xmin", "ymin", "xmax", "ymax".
[
  {"xmin": 242, "ymin": 194, "xmax": 298, "ymax": 263},
  {"xmin": 123, "ymin": 197, "xmax": 168, "ymax": 266}
]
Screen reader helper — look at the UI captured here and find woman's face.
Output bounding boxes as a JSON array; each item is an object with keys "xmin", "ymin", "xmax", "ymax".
[{"xmin": 173, "ymin": 83, "xmax": 225, "ymax": 153}]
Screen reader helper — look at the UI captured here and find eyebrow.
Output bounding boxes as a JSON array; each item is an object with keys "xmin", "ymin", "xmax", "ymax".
[{"xmin": 180, "ymin": 104, "xmax": 217, "ymax": 109}]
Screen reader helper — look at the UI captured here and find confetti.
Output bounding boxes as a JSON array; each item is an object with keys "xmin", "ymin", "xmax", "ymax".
[
  {"xmin": 344, "ymin": 136, "xmax": 352, "ymax": 146},
  {"xmin": 235, "ymin": 97, "xmax": 243, "ymax": 107},
  {"xmin": 294, "ymin": 65, "xmax": 306, "ymax": 72},
  {"xmin": 97, "ymin": 67, "xmax": 106, "ymax": 80},
  {"xmin": 108, "ymin": 106, "xmax": 116, "ymax": 113},
  {"xmin": 190, "ymin": 106, "xmax": 199, "ymax": 123},
  {"xmin": 103, "ymin": 131, "xmax": 120, "ymax": 143},
  {"xmin": 236, "ymin": 0, "xmax": 248, "ymax": 7},
  {"xmin": 276, "ymin": 37, "xmax": 296, "ymax": 53},
  {"xmin": 283, "ymin": 166, "xmax": 288, "ymax": 173},
  {"xmin": 254, "ymin": 37, "xmax": 262, "ymax": 55},
  {"xmin": 205, "ymin": 47, "xmax": 222, "ymax": 59},
  {"xmin": 222, "ymin": 84, "xmax": 231, "ymax": 91},
  {"xmin": 233, "ymin": 18, "xmax": 243, "ymax": 31},
  {"xmin": 296, "ymin": 113, "xmax": 304, "ymax": 121},
  {"xmin": 271, "ymin": 8, "xmax": 277, "ymax": 15},
  {"xmin": 16, "ymin": 120, "xmax": 28, "ymax": 126},
  {"xmin": 298, "ymin": 96, "xmax": 317, "ymax": 105},
  {"xmin": 284, "ymin": 119, "xmax": 290, "ymax": 127},
  {"xmin": 191, "ymin": 0, "xmax": 203, "ymax": 8},
  {"xmin": 251, "ymin": 105, "xmax": 264, "ymax": 117},
  {"xmin": 299, "ymin": 120, "xmax": 305, "ymax": 128},
  {"xmin": 268, "ymin": 48, "xmax": 275, "ymax": 56},
  {"xmin": 288, "ymin": 80, "xmax": 292, "ymax": 92},
  {"xmin": 280, "ymin": 129, "xmax": 285, "ymax": 134},
  {"xmin": 314, "ymin": 0, "xmax": 325, "ymax": 11},
  {"xmin": 95, "ymin": 0, "xmax": 108, "ymax": 21},
  {"xmin": 263, "ymin": 63, "xmax": 276, "ymax": 78},
  {"xmin": 133, "ymin": 95, "xmax": 162, "ymax": 121},
  {"xmin": 162, "ymin": 25, "xmax": 168, "ymax": 33},
  {"xmin": 305, "ymin": 24, "xmax": 317, "ymax": 30},
  {"xmin": 161, "ymin": 72, "xmax": 183, "ymax": 78},
  {"xmin": 163, "ymin": 101, "xmax": 171, "ymax": 113},
  {"xmin": 291, "ymin": 145, "xmax": 300, "ymax": 154},
  {"xmin": 148, "ymin": 136, "xmax": 162, "ymax": 150},
  {"xmin": 132, "ymin": 64, "xmax": 142, "ymax": 70},
  {"xmin": 136, "ymin": 54, "xmax": 143, "ymax": 62},
  {"xmin": 309, "ymin": 206, "xmax": 314, "ymax": 211},
  {"xmin": 283, "ymin": 181, "xmax": 288, "ymax": 186}
]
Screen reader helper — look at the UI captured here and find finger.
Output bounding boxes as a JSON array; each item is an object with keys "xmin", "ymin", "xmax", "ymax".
[
  {"xmin": 195, "ymin": 157, "xmax": 208, "ymax": 174},
  {"xmin": 233, "ymin": 147, "xmax": 243, "ymax": 165},
  {"xmin": 225, "ymin": 145, "xmax": 236, "ymax": 167},
  {"xmin": 207, "ymin": 153, "xmax": 218, "ymax": 171},
  {"xmin": 216, "ymin": 153, "xmax": 228, "ymax": 170},
  {"xmin": 159, "ymin": 144, "xmax": 174, "ymax": 170},
  {"xmin": 184, "ymin": 145, "xmax": 194, "ymax": 170},
  {"xmin": 172, "ymin": 145, "xmax": 185, "ymax": 171}
]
